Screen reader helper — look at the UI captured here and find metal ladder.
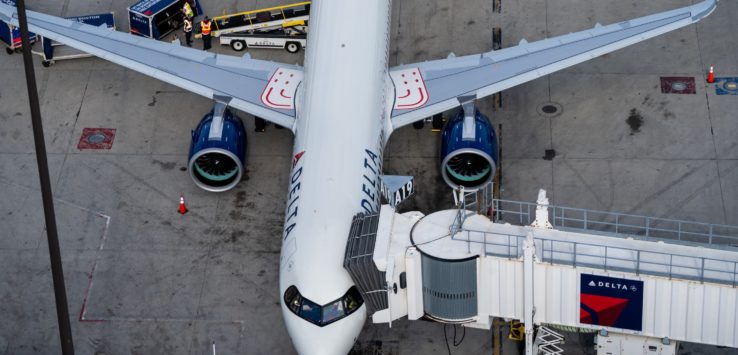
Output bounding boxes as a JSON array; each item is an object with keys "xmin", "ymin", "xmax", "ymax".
[
  {"xmin": 534, "ymin": 326, "xmax": 565, "ymax": 355},
  {"xmin": 450, "ymin": 182, "xmax": 494, "ymax": 237}
]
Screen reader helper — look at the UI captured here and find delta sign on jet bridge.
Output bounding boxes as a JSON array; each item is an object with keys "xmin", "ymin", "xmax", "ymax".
[{"xmin": 0, "ymin": 0, "xmax": 718, "ymax": 353}]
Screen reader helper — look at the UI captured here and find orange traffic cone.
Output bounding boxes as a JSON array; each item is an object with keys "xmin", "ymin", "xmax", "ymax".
[
  {"xmin": 707, "ymin": 66, "xmax": 715, "ymax": 84},
  {"xmin": 179, "ymin": 195, "xmax": 188, "ymax": 215}
]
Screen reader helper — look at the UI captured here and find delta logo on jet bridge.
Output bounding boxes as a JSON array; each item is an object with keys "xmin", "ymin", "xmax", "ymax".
[{"xmin": 580, "ymin": 273, "xmax": 644, "ymax": 332}]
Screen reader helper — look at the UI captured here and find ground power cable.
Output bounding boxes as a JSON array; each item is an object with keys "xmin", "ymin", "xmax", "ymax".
[{"xmin": 443, "ymin": 324, "xmax": 467, "ymax": 355}]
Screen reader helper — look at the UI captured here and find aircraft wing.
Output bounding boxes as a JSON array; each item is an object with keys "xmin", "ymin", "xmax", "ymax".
[
  {"xmin": 388, "ymin": 0, "xmax": 717, "ymax": 130},
  {"xmin": 0, "ymin": 3, "xmax": 300, "ymax": 129}
]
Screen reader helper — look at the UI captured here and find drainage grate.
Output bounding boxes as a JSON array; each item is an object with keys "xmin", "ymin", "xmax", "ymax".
[
  {"xmin": 660, "ymin": 77, "xmax": 696, "ymax": 94},
  {"xmin": 78, "ymin": 128, "xmax": 116, "ymax": 150},
  {"xmin": 537, "ymin": 102, "xmax": 562, "ymax": 118}
]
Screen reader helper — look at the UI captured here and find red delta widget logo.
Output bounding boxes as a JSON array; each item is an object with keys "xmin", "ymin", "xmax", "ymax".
[{"xmin": 579, "ymin": 274, "xmax": 644, "ymax": 332}]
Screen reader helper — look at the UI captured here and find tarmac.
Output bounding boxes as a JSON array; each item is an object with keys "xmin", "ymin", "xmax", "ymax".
[{"xmin": 0, "ymin": 0, "xmax": 737, "ymax": 354}]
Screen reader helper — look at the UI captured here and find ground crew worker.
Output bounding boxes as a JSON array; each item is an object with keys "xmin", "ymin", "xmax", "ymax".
[
  {"xmin": 182, "ymin": 1, "xmax": 194, "ymax": 19},
  {"xmin": 183, "ymin": 17, "xmax": 193, "ymax": 46},
  {"xmin": 200, "ymin": 16, "xmax": 212, "ymax": 50}
]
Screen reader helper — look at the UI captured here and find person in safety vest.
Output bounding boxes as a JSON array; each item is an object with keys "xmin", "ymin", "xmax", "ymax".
[
  {"xmin": 200, "ymin": 16, "xmax": 212, "ymax": 50},
  {"xmin": 183, "ymin": 17, "xmax": 193, "ymax": 47},
  {"xmin": 182, "ymin": 1, "xmax": 194, "ymax": 19}
]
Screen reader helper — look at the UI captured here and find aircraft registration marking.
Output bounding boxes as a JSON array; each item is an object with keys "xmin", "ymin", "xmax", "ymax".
[
  {"xmin": 261, "ymin": 68, "xmax": 303, "ymax": 109},
  {"xmin": 390, "ymin": 68, "xmax": 429, "ymax": 109}
]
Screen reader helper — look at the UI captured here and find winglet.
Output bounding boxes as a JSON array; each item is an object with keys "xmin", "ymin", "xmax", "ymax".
[{"xmin": 691, "ymin": 0, "xmax": 718, "ymax": 21}]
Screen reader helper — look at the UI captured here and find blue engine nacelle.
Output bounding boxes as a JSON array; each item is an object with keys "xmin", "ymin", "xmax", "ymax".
[
  {"xmin": 440, "ymin": 107, "xmax": 498, "ymax": 191},
  {"xmin": 188, "ymin": 104, "xmax": 246, "ymax": 192}
]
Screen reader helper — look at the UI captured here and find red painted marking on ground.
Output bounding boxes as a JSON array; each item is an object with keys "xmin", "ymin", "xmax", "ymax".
[
  {"xmin": 660, "ymin": 76, "xmax": 696, "ymax": 94},
  {"xmin": 77, "ymin": 128, "xmax": 116, "ymax": 150}
]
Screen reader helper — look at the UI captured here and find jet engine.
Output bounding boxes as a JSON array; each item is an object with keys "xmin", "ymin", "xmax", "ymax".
[
  {"xmin": 188, "ymin": 103, "xmax": 246, "ymax": 192},
  {"xmin": 440, "ymin": 106, "xmax": 498, "ymax": 191}
]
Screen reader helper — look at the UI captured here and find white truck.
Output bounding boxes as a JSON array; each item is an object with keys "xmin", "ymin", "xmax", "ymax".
[{"xmin": 219, "ymin": 27, "xmax": 307, "ymax": 53}]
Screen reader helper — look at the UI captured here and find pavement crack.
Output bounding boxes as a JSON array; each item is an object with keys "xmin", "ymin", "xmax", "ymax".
[{"xmin": 561, "ymin": 159, "xmax": 607, "ymax": 209}]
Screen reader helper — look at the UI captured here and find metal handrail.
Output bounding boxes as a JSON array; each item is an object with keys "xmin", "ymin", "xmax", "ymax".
[
  {"xmin": 212, "ymin": 1, "xmax": 311, "ymax": 21},
  {"xmin": 452, "ymin": 225, "xmax": 738, "ymax": 287},
  {"xmin": 493, "ymin": 199, "xmax": 738, "ymax": 247}
]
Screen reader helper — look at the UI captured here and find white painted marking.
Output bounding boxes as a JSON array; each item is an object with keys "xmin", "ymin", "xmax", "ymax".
[
  {"xmin": 391, "ymin": 68, "xmax": 429, "ymax": 109},
  {"xmin": 261, "ymin": 68, "xmax": 302, "ymax": 109}
]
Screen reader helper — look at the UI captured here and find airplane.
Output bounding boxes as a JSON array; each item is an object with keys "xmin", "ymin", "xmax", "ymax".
[{"xmin": 0, "ymin": 0, "xmax": 718, "ymax": 353}]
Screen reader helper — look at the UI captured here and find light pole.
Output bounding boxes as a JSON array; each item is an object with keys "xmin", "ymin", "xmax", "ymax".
[{"xmin": 14, "ymin": 1, "xmax": 75, "ymax": 353}]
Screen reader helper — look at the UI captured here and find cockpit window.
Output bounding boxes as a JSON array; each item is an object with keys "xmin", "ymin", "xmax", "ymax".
[
  {"xmin": 322, "ymin": 299, "xmax": 345, "ymax": 323},
  {"xmin": 283, "ymin": 285, "xmax": 364, "ymax": 327},
  {"xmin": 284, "ymin": 285, "xmax": 301, "ymax": 313},
  {"xmin": 299, "ymin": 298, "xmax": 322, "ymax": 325},
  {"xmin": 344, "ymin": 286, "xmax": 362, "ymax": 313}
]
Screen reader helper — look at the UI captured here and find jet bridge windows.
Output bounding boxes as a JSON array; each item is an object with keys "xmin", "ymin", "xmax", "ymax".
[{"xmin": 283, "ymin": 286, "xmax": 364, "ymax": 327}]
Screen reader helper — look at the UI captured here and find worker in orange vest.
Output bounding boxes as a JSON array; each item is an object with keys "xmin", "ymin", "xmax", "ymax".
[{"xmin": 200, "ymin": 16, "xmax": 212, "ymax": 50}]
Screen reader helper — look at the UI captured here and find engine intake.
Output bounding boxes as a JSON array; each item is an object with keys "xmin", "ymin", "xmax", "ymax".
[
  {"xmin": 440, "ymin": 107, "xmax": 498, "ymax": 191},
  {"xmin": 188, "ymin": 104, "xmax": 246, "ymax": 192}
]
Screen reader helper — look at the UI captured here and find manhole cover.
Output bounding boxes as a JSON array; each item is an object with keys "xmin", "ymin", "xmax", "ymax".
[
  {"xmin": 671, "ymin": 82, "xmax": 687, "ymax": 91},
  {"xmin": 541, "ymin": 105, "xmax": 558, "ymax": 114},
  {"xmin": 86, "ymin": 133, "xmax": 107, "ymax": 144},
  {"xmin": 78, "ymin": 128, "xmax": 116, "ymax": 150},
  {"xmin": 660, "ymin": 77, "xmax": 696, "ymax": 94},
  {"xmin": 537, "ymin": 102, "xmax": 562, "ymax": 118}
]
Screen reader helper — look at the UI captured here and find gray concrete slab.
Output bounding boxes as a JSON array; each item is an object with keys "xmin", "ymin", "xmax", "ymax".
[
  {"xmin": 491, "ymin": 79, "xmax": 553, "ymax": 160},
  {"xmin": 705, "ymin": 85, "xmax": 738, "ymax": 160},
  {"xmin": 719, "ymin": 160, "xmax": 738, "ymax": 225},
  {"xmin": 550, "ymin": 73, "xmax": 715, "ymax": 160},
  {"xmin": 500, "ymin": 158, "xmax": 555, "ymax": 203},
  {"xmin": 553, "ymin": 159, "xmax": 728, "ymax": 224},
  {"xmin": 0, "ymin": 153, "xmax": 66, "ymax": 249},
  {"xmin": 696, "ymin": 1, "xmax": 738, "ymax": 75},
  {"xmin": 1, "ymin": 0, "xmax": 737, "ymax": 354}
]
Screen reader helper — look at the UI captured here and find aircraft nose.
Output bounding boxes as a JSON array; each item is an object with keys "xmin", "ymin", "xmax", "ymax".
[{"xmin": 283, "ymin": 304, "xmax": 366, "ymax": 355}]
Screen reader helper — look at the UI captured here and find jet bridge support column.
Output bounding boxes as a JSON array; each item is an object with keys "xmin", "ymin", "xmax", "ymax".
[{"xmin": 523, "ymin": 231, "xmax": 535, "ymax": 355}]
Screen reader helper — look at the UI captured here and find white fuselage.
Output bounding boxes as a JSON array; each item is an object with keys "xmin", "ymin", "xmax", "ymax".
[{"xmin": 278, "ymin": 0, "xmax": 393, "ymax": 354}]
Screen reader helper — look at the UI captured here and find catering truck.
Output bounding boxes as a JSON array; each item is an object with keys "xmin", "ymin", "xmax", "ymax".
[{"xmin": 128, "ymin": 0, "xmax": 202, "ymax": 39}]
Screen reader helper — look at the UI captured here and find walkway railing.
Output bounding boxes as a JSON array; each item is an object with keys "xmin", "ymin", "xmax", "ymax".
[
  {"xmin": 447, "ymin": 195, "xmax": 738, "ymax": 287},
  {"xmin": 492, "ymin": 199, "xmax": 738, "ymax": 247},
  {"xmin": 461, "ymin": 230, "xmax": 738, "ymax": 287}
]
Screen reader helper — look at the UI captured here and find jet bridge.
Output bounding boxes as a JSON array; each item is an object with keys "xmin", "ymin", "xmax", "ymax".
[{"xmin": 344, "ymin": 187, "xmax": 738, "ymax": 353}]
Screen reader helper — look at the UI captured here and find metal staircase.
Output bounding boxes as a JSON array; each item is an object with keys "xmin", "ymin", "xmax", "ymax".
[
  {"xmin": 343, "ymin": 213, "xmax": 387, "ymax": 314},
  {"xmin": 534, "ymin": 326, "xmax": 565, "ymax": 355}
]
